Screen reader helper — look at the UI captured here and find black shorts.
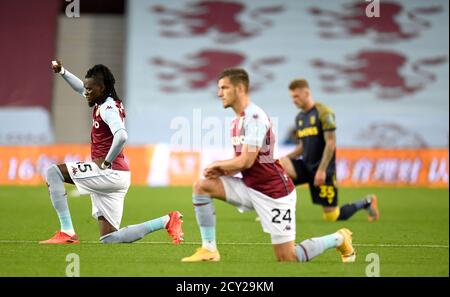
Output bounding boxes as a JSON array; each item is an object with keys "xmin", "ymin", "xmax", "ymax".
[{"xmin": 290, "ymin": 158, "xmax": 338, "ymax": 207}]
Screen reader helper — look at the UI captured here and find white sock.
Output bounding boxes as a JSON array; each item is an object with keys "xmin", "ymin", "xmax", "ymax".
[
  {"xmin": 202, "ymin": 239, "xmax": 217, "ymax": 252},
  {"xmin": 334, "ymin": 232, "xmax": 344, "ymax": 247},
  {"xmin": 162, "ymin": 215, "xmax": 170, "ymax": 228}
]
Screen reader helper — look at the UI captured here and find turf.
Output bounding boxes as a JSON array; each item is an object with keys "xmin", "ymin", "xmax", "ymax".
[{"xmin": 0, "ymin": 186, "xmax": 448, "ymax": 276}]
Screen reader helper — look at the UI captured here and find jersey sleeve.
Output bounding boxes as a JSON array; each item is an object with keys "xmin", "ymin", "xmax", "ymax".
[
  {"xmin": 99, "ymin": 102, "xmax": 126, "ymax": 134},
  {"xmin": 243, "ymin": 113, "xmax": 269, "ymax": 148},
  {"xmin": 317, "ymin": 104, "xmax": 336, "ymax": 131},
  {"xmin": 61, "ymin": 68, "xmax": 86, "ymax": 97}
]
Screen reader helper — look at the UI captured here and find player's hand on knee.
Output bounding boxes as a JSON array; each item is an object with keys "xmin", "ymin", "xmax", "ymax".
[
  {"xmin": 204, "ymin": 168, "xmax": 220, "ymax": 179},
  {"xmin": 203, "ymin": 165, "xmax": 224, "ymax": 179},
  {"xmin": 314, "ymin": 170, "xmax": 326, "ymax": 186}
]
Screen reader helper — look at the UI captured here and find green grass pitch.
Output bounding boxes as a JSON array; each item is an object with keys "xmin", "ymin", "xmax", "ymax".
[{"xmin": 0, "ymin": 185, "xmax": 448, "ymax": 276}]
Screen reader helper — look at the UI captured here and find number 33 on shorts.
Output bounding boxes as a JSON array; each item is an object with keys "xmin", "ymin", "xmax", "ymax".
[{"xmin": 318, "ymin": 185, "xmax": 335, "ymax": 204}]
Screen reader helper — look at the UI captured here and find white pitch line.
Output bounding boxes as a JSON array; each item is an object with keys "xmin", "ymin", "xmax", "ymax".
[
  {"xmin": 354, "ymin": 243, "xmax": 449, "ymax": 248},
  {"xmin": 0, "ymin": 240, "xmax": 448, "ymax": 248}
]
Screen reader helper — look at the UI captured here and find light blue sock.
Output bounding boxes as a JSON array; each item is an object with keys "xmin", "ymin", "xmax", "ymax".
[
  {"xmin": 193, "ymin": 194, "xmax": 216, "ymax": 251},
  {"xmin": 200, "ymin": 226, "xmax": 215, "ymax": 242},
  {"xmin": 46, "ymin": 165, "xmax": 75, "ymax": 236},
  {"xmin": 295, "ymin": 232, "xmax": 343, "ymax": 262},
  {"xmin": 58, "ymin": 210, "xmax": 75, "ymax": 233},
  {"xmin": 319, "ymin": 233, "xmax": 342, "ymax": 249},
  {"xmin": 100, "ymin": 215, "xmax": 169, "ymax": 244},
  {"xmin": 144, "ymin": 217, "xmax": 167, "ymax": 233}
]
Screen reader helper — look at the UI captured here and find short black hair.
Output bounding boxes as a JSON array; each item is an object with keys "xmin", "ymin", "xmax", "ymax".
[
  {"xmin": 85, "ymin": 64, "xmax": 120, "ymax": 101},
  {"xmin": 218, "ymin": 68, "xmax": 249, "ymax": 93}
]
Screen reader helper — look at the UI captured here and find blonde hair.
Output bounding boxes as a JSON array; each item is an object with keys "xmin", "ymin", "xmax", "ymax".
[{"xmin": 289, "ymin": 79, "xmax": 310, "ymax": 90}]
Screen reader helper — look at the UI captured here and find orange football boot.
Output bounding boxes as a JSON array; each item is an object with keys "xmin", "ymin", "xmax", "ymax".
[
  {"xmin": 39, "ymin": 231, "xmax": 79, "ymax": 244},
  {"xmin": 367, "ymin": 194, "xmax": 380, "ymax": 222},
  {"xmin": 166, "ymin": 211, "xmax": 184, "ymax": 245},
  {"xmin": 336, "ymin": 228, "xmax": 356, "ymax": 263}
]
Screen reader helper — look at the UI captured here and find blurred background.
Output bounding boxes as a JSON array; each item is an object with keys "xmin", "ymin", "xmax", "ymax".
[{"xmin": 0, "ymin": 0, "xmax": 448, "ymax": 187}]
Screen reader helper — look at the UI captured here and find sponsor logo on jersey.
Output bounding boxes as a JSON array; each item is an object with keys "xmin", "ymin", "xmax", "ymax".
[
  {"xmin": 297, "ymin": 126, "xmax": 319, "ymax": 138},
  {"xmin": 71, "ymin": 166, "xmax": 78, "ymax": 176},
  {"xmin": 231, "ymin": 135, "xmax": 245, "ymax": 146},
  {"xmin": 310, "ymin": 116, "xmax": 316, "ymax": 125},
  {"xmin": 106, "ymin": 105, "xmax": 113, "ymax": 110},
  {"xmin": 92, "ymin": 119, "xmax": 100, "ymax": 129}
]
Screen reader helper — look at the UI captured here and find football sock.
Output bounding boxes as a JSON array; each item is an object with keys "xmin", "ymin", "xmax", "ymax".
[
  {"xmin": 193, "ymin": 194, "xmax": 217, "ymax": 251},
  {"xmin": 337, "ymin": 198, "xmax": 371, "ymax": 220},
  {"xmin": 295, "ymin": 232, "xmax": 344, "ymax": 262},
  {"xmin": 100, "ymin": 215, "xmax": 169, "ymax": 243},
  {"xmin": 46, "ymin": 165, "xmax": 75, "ymax": 236}
]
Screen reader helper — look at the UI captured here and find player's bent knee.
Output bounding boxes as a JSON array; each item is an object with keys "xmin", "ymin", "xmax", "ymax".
[
  {"xmin": 193, "ymin": 179, "xmax": 208, "ymax": 195},
  {"xmin": 193, "ymin": 178, "xmax": 217, "ymax": 196},
  {"xmin": 322, "ymin": 208, "xmax": 340, "ymax": 222}
]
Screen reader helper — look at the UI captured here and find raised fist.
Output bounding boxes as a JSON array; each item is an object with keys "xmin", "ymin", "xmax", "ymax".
[{"xmin": 51, "ymin": 59, "xmax": 62, "ymax": 73}]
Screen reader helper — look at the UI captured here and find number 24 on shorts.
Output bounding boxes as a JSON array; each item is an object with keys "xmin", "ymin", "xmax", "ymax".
[{"xmin": 271, "ymin": 209, "xmax": 292, "ymax": 224}]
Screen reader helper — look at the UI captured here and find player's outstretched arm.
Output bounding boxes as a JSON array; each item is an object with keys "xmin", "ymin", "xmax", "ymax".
[{"xmin": 51, "ymin": 59, "xmax": 85, "ymax": 96}]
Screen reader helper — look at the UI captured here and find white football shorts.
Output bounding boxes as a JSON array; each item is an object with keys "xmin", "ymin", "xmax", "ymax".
[
  {"xmin": 66, "ymin": 161, "xmax": 131, "ymax": 230},
  {"xmin": 219, "ymin": 176, "xmax": 297, "ymax": 244}
]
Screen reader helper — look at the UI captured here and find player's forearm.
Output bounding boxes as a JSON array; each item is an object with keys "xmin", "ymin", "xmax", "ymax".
[
  {"xmin": 104, "ymin": 129, "xmax": 128, "ymax": 164},
  {"xmin": 214, "ymin": 155, "xmax": 253, "ymax": 172},
  {"xmin": 318, "ymin": 143, "xmax": 335, "ymax": 172},
  {"xmin": 286, "ymin": 143, "xmax": 303, "ymax": 159},
  {"xmin": 224, "ymin": 169, "xmax": 241, "ymax": 176},
  {"xmin": 60, "ymin": 67, "xmax": 85, "ymax": 95}
]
